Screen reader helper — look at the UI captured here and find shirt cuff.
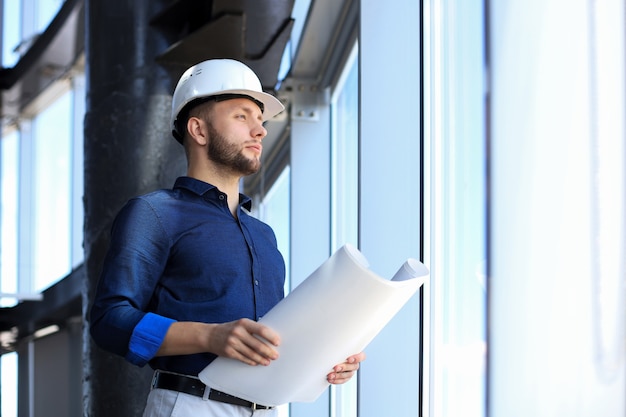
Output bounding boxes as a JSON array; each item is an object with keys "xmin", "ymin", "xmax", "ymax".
[{"xmin": 126, "ymin": 312, "xmax": 176, "ymax": 366}]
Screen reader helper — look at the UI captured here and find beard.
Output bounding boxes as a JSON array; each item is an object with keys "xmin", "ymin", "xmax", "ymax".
[{"xmin": 206, "ymin": 123, "xmax": 261, "ymax": 176}]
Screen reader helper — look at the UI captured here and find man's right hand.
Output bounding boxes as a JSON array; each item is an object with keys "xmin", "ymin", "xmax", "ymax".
[
  {"xmin": 155, "ymin": 319, "xmax": 281, "ymax": 367},
  {"xmin": 207, "ymin": 318, "xmax": 281, "ymax": 366}
]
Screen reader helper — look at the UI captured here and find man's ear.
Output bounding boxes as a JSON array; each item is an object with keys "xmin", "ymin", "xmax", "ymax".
[{"xmin": 186, "ymin": 116, "xmax": 208, "ymax": 146}]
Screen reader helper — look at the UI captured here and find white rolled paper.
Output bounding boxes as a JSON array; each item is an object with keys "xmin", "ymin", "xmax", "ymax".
[
  {"xmin": 199, "ymin": 243, "xmax": 429, "ymax": 406},
  {"xmin": 391, "ymin": 258, "xmax": 428, "ymax": 281}
]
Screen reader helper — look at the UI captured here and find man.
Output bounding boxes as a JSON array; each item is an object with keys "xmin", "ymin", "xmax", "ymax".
[{"xmin": 89, "ymin": 59, "xmax": 365, "ymax": 417}]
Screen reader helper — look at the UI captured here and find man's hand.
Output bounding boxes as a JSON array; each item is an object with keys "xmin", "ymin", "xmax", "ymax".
[
  {"xmin": 156, "ymin": 319, "xmax": 280, "ymax": 367},
  {"xmin": 207, "ymin": 318, "xmax": 281, "ymax": 366},
  {"xmin": 327, "ymin": 352, "xmax": 366, "ymax": 384}
]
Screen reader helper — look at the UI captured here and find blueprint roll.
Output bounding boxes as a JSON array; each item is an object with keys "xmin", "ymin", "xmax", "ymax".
[
  {"xmin": 199, "ymin": 243, "xmax": 429, "ymax": 406},
  {"xmin": 392, "ymin": 258, "xmax": 425, "ymax": 281}
]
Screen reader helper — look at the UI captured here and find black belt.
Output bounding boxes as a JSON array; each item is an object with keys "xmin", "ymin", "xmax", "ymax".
[{"xmin": 151, "ymin": 370, "xmax": 273, "ymax": 410}]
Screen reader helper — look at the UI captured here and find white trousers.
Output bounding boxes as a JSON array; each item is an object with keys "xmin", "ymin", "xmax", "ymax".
[{"xmin": 142, "ymin": 388, "xmax": 278, "ymax": 417}]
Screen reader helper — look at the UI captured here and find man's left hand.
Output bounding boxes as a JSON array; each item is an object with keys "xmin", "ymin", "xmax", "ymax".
[{"xmin": 327, "ymin": 352, "xmax": 366, "ymax": 384}]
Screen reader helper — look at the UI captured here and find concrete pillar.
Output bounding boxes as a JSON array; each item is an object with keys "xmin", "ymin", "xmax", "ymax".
[{"xmin": 82, "ymin": 1, "xmax": 185, "ymax": 415}]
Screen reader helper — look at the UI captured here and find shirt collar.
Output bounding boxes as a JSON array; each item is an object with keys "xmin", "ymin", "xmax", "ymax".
[{"xmin": 173, "ymin": 176, "xmax": 253, "ymax": 211}]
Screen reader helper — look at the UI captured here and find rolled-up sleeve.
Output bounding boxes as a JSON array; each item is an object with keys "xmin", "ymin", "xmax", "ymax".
[
  {"xmin": 89, "ymin": 197, "xmax": 175, "ymax": 365},
  {"xmin": 127, "ymin": 312, "xmax": 176, "ymax": 366}
]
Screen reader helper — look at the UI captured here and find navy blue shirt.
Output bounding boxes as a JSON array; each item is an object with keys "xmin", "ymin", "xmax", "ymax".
[{"xmin": 89, "ymin": 176, "xmax": 285, "ymax": 376}]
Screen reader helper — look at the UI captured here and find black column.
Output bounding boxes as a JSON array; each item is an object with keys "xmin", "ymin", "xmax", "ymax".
[{"xmin": 82, "ymin": 1, "xmax": 185, "ymax": 416}]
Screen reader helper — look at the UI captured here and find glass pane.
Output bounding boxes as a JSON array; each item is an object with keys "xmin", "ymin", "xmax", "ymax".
[
  {"xmin": 1, "ymin": 131, "xmax": 19, "ymax": 307},
  {"xmin": 331, "ymin": 44, "xmax": 359, "ymax": 251},
  {"xmin": 36, "ymin": 0, "xmax": 64, "ymax": 32},
  {"xmin": 330, "ymin": 44, "xmax": 359, "ymax": 417},
  {"xmin": 32, "ymin": 91, "xmax": 72, "ymax": 291},
  {"xmin": 2, "ymin": 0, "xmax": 21, "ymax": 66},
  {"xmin": 425, "ymin": 1, "xmax": 486, "ymax": 416},
  {"xmin": 1, "ymin": 352, "xmax": 17, "ymax": 417}
]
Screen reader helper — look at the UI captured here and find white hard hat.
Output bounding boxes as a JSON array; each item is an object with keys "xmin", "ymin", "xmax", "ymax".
[{"xmin": 170, "ymin": 59, "xmax": 285, "ymax": 142}]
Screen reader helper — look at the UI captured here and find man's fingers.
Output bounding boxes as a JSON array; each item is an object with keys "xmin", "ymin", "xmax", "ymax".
[
  {"xmin": 245, "ymin": 320, "xmax": 281, "ymax": 347},
  {"xmin": 215, "ymin": 319, "xmax": 280, "ymax": 366},
  {"xmin": 327, "ymin": 368, "xmax": 358, "ymax": 384},
  {"xmin": 326, "ymin": 351, "xmax": 366, "ymax": 384},
  {"xmin": 223, "ymin": 338, "xmax": 271, "ymax": 366},
  {"xmin": 346, "ymin": 351, "xmax": 366, "ymax": 364}
]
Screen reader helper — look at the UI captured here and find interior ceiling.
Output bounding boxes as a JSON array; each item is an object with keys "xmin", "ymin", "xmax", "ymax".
[
  {"xmin": 0, "ymin": 0, "xmax": 295, "ymax": 121},
  {"xmin": 151, "ymin": 0, "xmax": 295, "ymax": 92}
]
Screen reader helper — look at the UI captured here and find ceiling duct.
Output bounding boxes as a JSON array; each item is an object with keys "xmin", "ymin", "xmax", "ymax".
[{"xmin": 151, "ymin": 0, "xmax": 294, "ymax": 91}]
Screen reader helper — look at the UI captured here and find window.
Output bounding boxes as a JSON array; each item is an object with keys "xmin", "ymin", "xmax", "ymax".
[
  {"xmin": 2, "ymin": 0, "xmax": 21, "ymax": 66},
  {"xmin": 1, "ymin": 0, "xmax": 85, "ymax": 294},
  {"xmin": 1, "ymin": 3, "xmax": 81, "ymax": 415},
  {"xmin": 1, "ymin": 84, "xmax": 84, "ymax": 300},
  {"xmin": 424, "ymin": 1, "xmax": 487, "ymax": 416},
  {"xmin": 0, "ymin": 131, "xmax": 19, "ymax": 307},
  {"xmin": 0, "ymin": 74, "xmax": 84, "ymax": 417},
  {"xmin": 31, "ymin": 91, "xmax": 73, "ymax": 291},
  {"xmin": 331, "ymin": 44, "xmax": 359, "ymax": 251},
  {"xmin": 330, "ymin": 43, "xmax": 359, "ymax": 417},
  {"xmin": 0, "ymin": 352, "xmax": 17, "ymax": 417}
]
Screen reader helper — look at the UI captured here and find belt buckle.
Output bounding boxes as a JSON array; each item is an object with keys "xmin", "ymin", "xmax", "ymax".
[
  {"xmin": 202, "ymin": 385, "xmax": 211, "ymax": 401},
  {"xmin": 251, "ymin": 402, "xmax": 258, "ymax": 410},
  {"xmin": 151, "ymin": 372, "xmax": 158, "ymax": 389}
]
